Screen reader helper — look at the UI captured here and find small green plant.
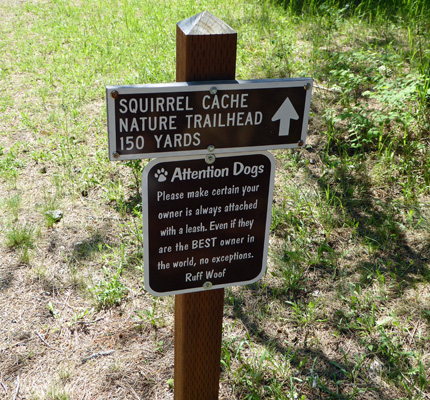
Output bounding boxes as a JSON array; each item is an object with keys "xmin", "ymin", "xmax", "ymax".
[
  {"xmin": 73, "ymin": 308, "xmax": 89, "ymax": 321},
  {"xmin": 67, "ymin": 308, "xmax": 91, "ymax": 328},
  {"xmin": 37, "ymin": 191, "xmax": 62, "ymax": 227},
  {"xmin": 271, "ymin": 200, "xmax": 289, "ymax": 232},
  {"xmin": 58, "ymin": 366, "xmax": 71, "ymax": 383},
  {"xmin": 46, "ymin": 301, "xmax": 60, "ymax": 318},
  {"xmin": 134, "ymin": 298, "xmax": 165, "ymax": 328},
  {"xmin": 271, "ymin": 261, "xmax": 305, "ymax": 299},
  {"xmin": 341, "ymin": 349, "xmax": 366, "ymax": 383},
  {"xmin": 336, "ymin": 282, "xmax": 380, "ymax": 335},
  {"xmin": 124, "ymin": 208, "xmax": 144, "ymax": 266},
  {"xmin": 417, "ymin": 360, "xmax": 428, "ymax": 392},
  {"xmin": 372, "ymin": 326, "xmax": 414, "ymax": 380},
  {"xmin": 0, "ymin": 144, "xmax": 25, "ymax": 187},
  {"xmin": 124, "ymin": 159, "xmax": 146, "ymax": 195},
  {"xmin": 4, "ymin": 221, "xmax": 37, "ymax": 263},
  {"xmin": 286, "ymin": 299, "xmax": 325, "ymax": 328},
  {"xmin": 105, "ymin": 180, "xmax": 128, "ymax": 216},
  {"xmin": 2, "ymin": 193, "xmax": 22, "ymax": 220},
  {"xmin": 46, "ymin": 386, "xmax": 70, "ymax": 400},
  {"xmin": 91, "ymin": 266, "xmax": 128, "ymax": 309},
  {"xmin": 221, "ymin": 333, "xmax": 249, "ymax": 374}
]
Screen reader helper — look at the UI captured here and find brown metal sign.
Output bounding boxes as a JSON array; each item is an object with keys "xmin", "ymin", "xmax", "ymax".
[
  {"xmin": 107, "ymin": 79, "xmax": 312, "ymax": 160},
  {"xmin": 142, "ymin": 152, "xmax": 275, "ymax": 296}
]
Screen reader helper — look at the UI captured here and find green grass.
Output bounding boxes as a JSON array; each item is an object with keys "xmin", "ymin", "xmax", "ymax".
[
  {"xmin": 0, "ymin": 0, "xmax": 429, "ymax": 398},
  {"xmin": 4, "ymin": 222, "xmax": 36, "ymax": 248},
  {"xmin": 4, "ymin": 222, "xmax": 37, "ymax": 263},
  {"xmin": 91, "ymin": 265, "xmax": 129, "ymax": 309}
]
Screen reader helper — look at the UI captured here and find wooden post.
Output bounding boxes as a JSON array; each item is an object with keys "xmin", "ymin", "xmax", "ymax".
[{"xmin": 174, "ymin": 12, "xmax": 237, "ymax": 400}]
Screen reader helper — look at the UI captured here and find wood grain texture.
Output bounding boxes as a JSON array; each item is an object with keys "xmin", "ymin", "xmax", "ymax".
[
  {"xmin": 174, "ymin": 14, "xmax": 237, "ymax": 400},
  {"xmin": 174, "ymin": 289, "xmax": 225, "ymax": 399},
  {"xmin": 176, "ymin": 24, "xmax": 237, "ymax": 82}
]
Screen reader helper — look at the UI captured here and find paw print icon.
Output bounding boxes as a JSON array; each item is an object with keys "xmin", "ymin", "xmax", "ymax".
[{"xmin": 155, "ymin": 168, "xmax": 168, "ymax": 182}]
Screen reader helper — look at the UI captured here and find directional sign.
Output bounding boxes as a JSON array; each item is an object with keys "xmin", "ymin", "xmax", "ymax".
[
  {"xmin": 107, "ymin": 79, "xmax": 312, "ymax": 160},
  {"xmin": 142, "ymin": 152, "xmax": 275, "ymax": 296}
]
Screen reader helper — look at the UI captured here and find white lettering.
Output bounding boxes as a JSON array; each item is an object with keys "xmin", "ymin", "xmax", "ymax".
[
  {"xmin": 119, "ymin": 99, "xmax": 128, "ymax": 113},
  {"xmin": 118, "ymin": 96, "xmax": 193, "ymax": 114},
  {"xmin": 129, "ymin": 98, "xmax": 138, "ymax": 113},
  {"xmin": 201, "ymin": 93, "xmax": 249, "ymax": 110}
]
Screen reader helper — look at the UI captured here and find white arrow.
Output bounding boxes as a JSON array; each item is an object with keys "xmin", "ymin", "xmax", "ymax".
[{"xmin": 271, "ymin": 97, "xmax": 299, "ymax": 136}]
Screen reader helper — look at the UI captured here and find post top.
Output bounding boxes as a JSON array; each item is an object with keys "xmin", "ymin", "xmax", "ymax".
[{"xmin": 177, "ymin": 11, "xmax": 236, "ymax": 35}]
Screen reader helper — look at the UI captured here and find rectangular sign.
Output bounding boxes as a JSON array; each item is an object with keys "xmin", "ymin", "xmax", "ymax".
[
  {"xmin": 142, "ymin": 152, "xmax": 275, "ymax": 296},
  {"xmin": 107, "ymin": 78, "xmax": 312, "ymax": 160}
]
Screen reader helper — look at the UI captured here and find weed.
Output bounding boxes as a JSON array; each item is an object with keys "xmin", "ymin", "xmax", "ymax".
[
  {"xmin": 4, "ymin": 222, "xmax": 37, "ymax": 262},
  {"xmin": 37, "ymin": 191, "xmax": 62, "ymax": 227},
  {"xmin": 135, "ymin": 298, "xmax": 165, "ymax": 328},
  {"xmin": 46, "ymin": 387, "xmax": 70, "ymax": 400},
  {"xmin": 58, "ymin": 366, "xmax": 71, "ymax": 383},
  {"xmin": 124, "ymin": 159, "xmax": 146, "ymax": 196},
  {"xmin": 270, "ymin": 261, "xmax": 305, "ymax": 299},
  {"xmin": 221, "ymin": 333, "xmax": 249, "ymax": 374},
  {"xmin": 0, "ymin": 145, "xmax": 25, "ymax": 187},
  {"xmin": 365, "ymin": 325, "xmax": 417, "ymax": 385},
  {"xmin": 2, "ymin": 193, "xmax": 22, "ymax": 220},
  {"xmin": 91, "ymin": 266, "xmax": 128, "ymax": 309},
  {"xmin": 46, "ymin": 302, "xmax": 60, "ymax": 318},
  {"xmin": 105, "ymin": 180, "xmax": 128, "ymax": 217},
  {"xmin": 286, "ymin": 299, "xmax": 326, "ymax": 328},
  {"xmin": 125, "ymin": 208, "xmax": 144, "ymax": 265}
]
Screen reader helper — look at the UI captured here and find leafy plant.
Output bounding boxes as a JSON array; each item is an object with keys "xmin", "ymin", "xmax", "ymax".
[
  {"xmin": 370, "ymin": 326, "xmax": 414, "ymax": 381},
  {"xmin": 134, "ymin": 298, "xmax": 165, "ymax": 328},
  {"xmin": 286, "ymin": 299, "xmax": 326, "ymax": 328}
]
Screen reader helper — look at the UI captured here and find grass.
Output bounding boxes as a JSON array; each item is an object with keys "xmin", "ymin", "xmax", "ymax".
[
  {"xmin": 91, "ymin": 265, "xmax": 129, "ymax": 309},
  {"xmin": 0, "ymin": 0, "xmax": 429, "ymax": 399},
  {"xmin": 4, "ymin": 221, "xmax": 37, "ymax": 263}
]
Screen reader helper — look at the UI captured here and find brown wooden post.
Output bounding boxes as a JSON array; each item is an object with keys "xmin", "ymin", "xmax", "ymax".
[{"xmin": 174, "ymin": 11, "xmax": 237, "ymax": 400}]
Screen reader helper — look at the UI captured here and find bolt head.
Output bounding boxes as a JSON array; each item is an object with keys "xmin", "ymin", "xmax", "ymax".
[
  {"xmin": 298, "ymin": 140, "xmax": 304, "ymax": 147},
  {"xmin": 207, "ymin": 145, "xmax": 215, "ymax": 152},
  {"xmin": 304, "ymin": 83, "xmax": 311, "ymax": 91},
  {"xmin": 209, "ymin": 87, "xmax": 217, "ymax": 95},
  {"xmin": 112, "ymin": 151, "xmax": 120, "ymax": 158},
  {"xmin": 203, "ymin": 281, "xmax": 213, "ymax": 289},
  {"xmin": 111, "ymin": 90, "xmax": 119, "ymax": 99},
  {"xmin": 205, "ymin": 154, "xmax": 216, "ymax": 165}
]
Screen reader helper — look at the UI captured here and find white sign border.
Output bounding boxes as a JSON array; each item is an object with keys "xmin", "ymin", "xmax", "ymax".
[
  {"xmin": 142, "ymin": 151, "xmax": 276, "ymax": 296},
  {"xmin": 107, "ymin": 78, "xmax": 312, "ymax": 160}
]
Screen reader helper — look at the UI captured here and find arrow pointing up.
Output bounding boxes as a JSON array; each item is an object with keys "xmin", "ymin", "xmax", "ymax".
[{"xmin": 271, "ymin": 97, "xmax": 299, "ymax": 136}]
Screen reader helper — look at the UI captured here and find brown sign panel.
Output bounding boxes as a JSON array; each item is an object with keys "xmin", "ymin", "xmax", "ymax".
[
  {"xmin": 142, "ymin": 152, "xmax": 275, "ymax": 296},
  {"xmin": 107, "ymin": 79, "xmax": 312, "ymax": 160}
]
